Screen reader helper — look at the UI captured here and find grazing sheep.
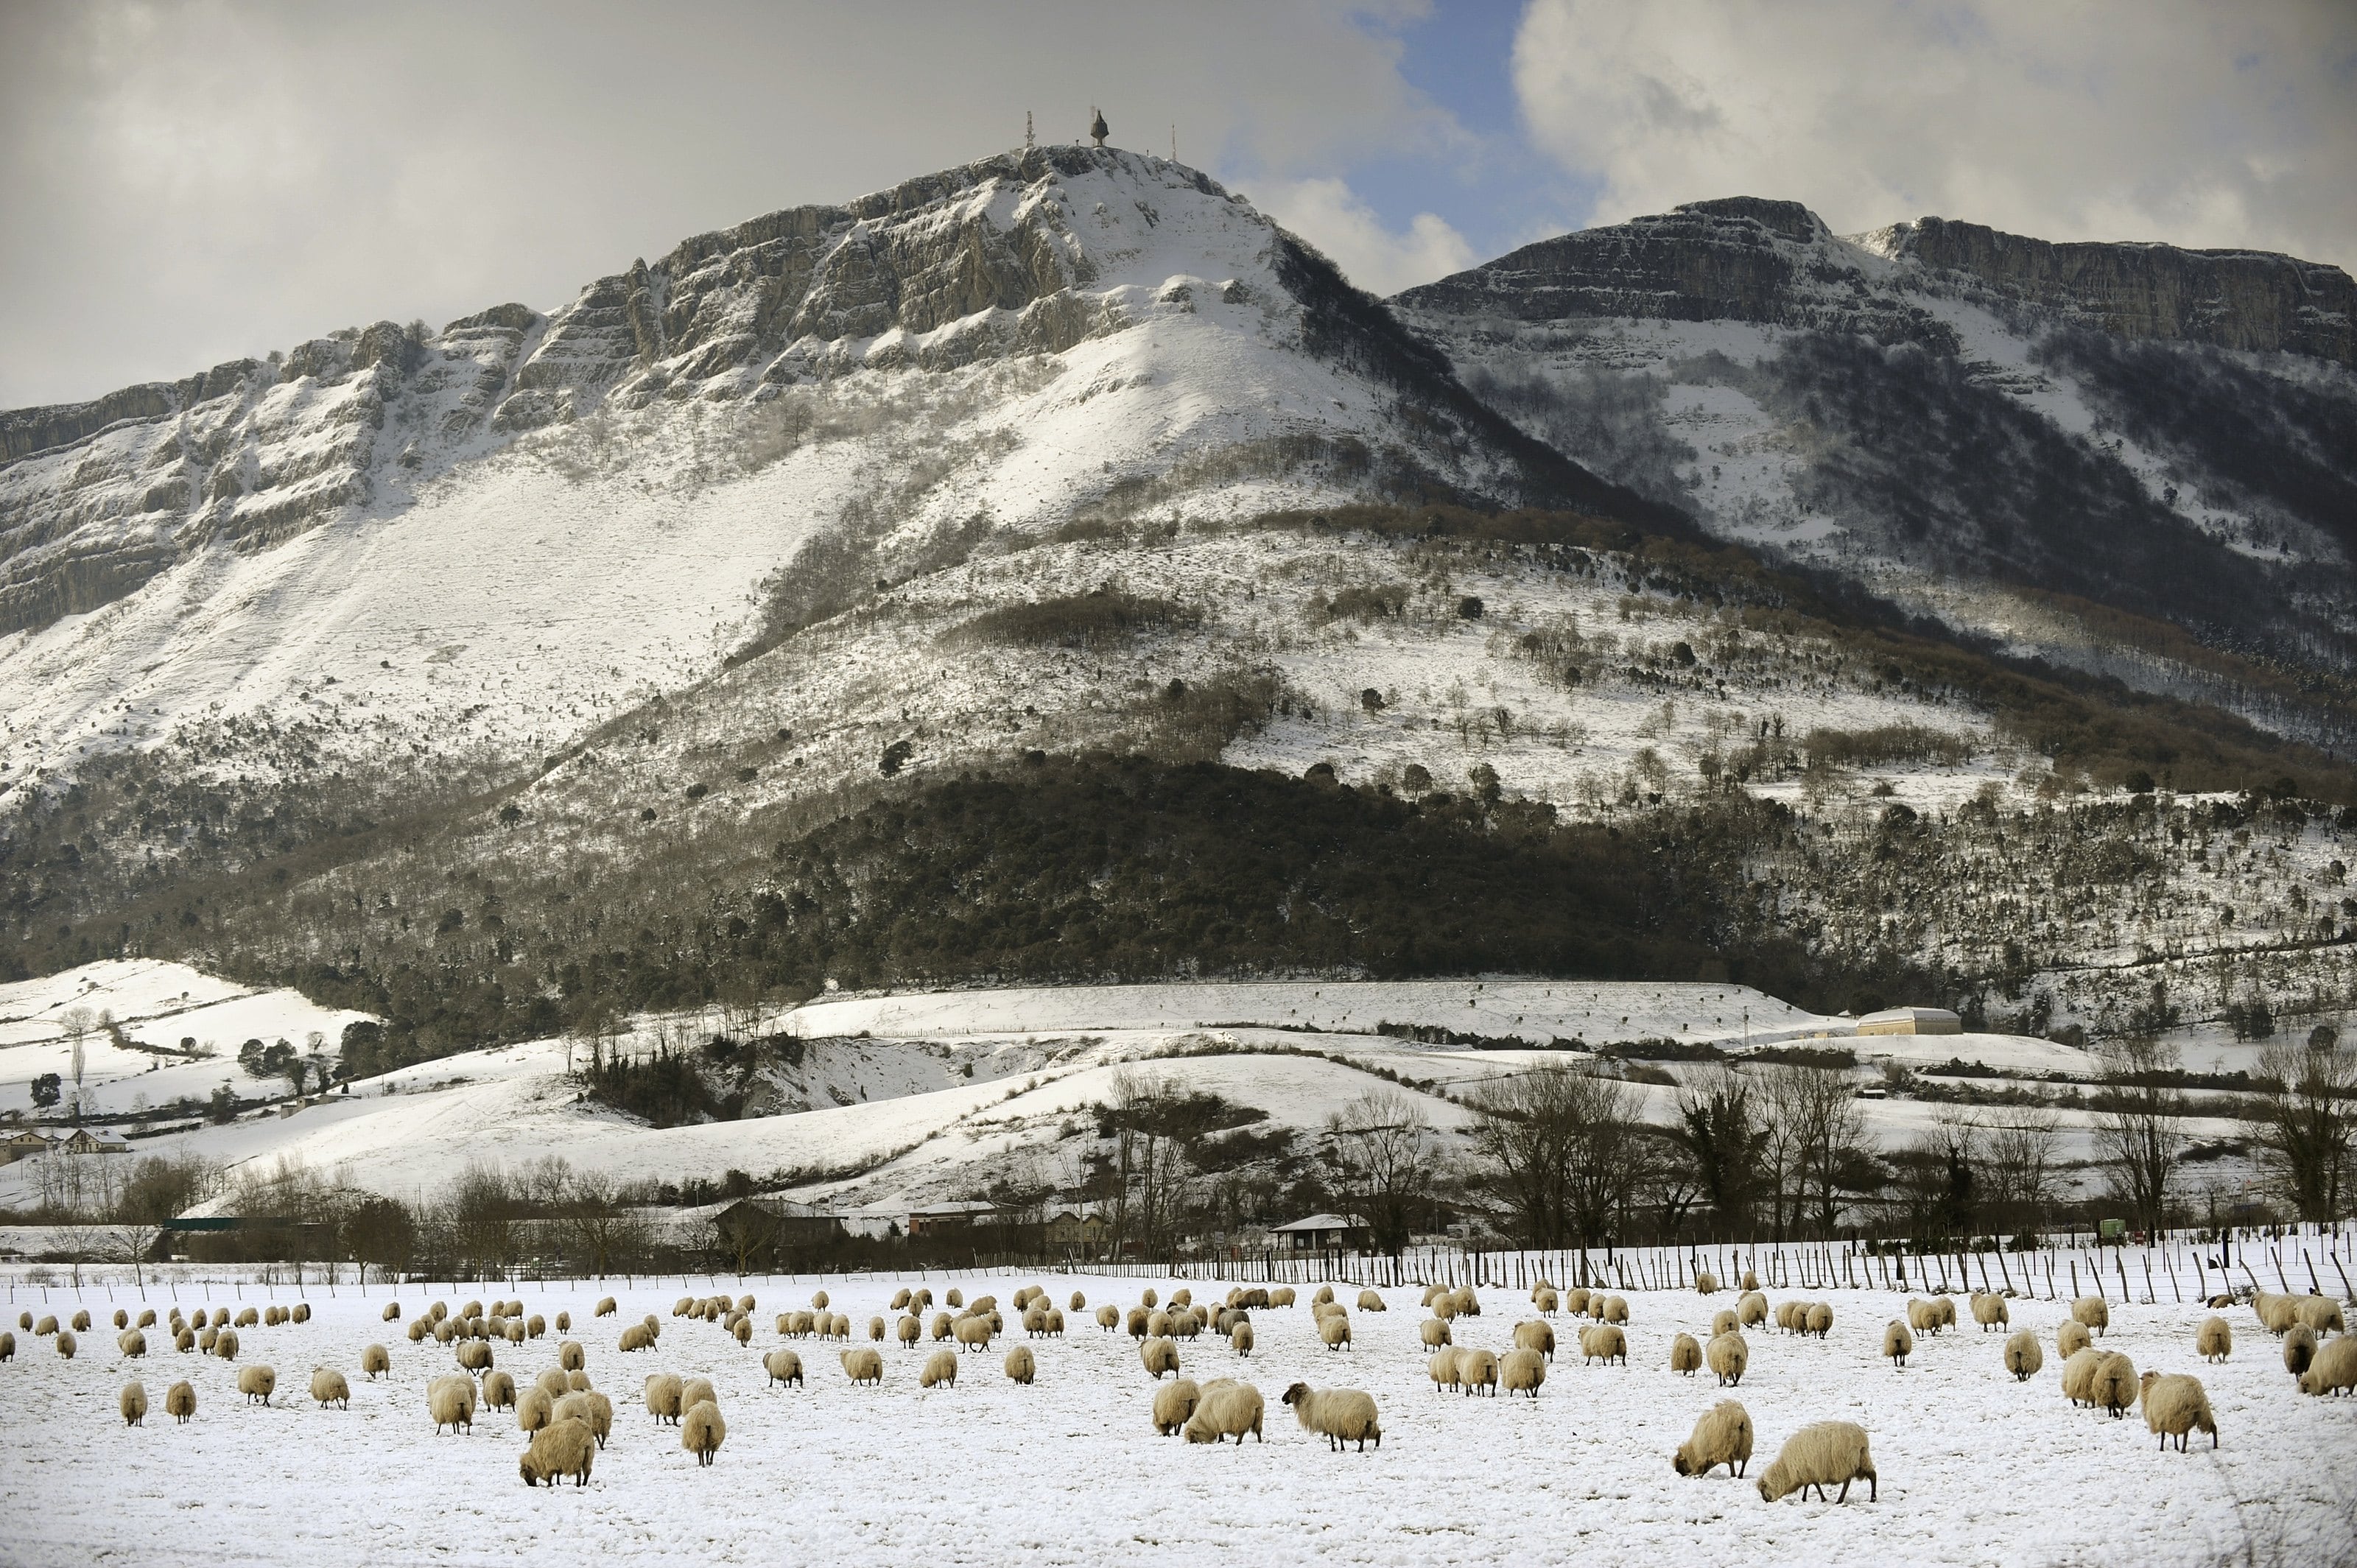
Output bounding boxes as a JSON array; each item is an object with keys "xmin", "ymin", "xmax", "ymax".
[
  {"xmin": 731, "ymin": 1318, "xmax": 752, "ymax": 1347},
  {"xmin": 1148, "ymin": 1309, "xmax": 1174, "ymax": 1339},
  {"xmin": 681, "ymin": 1400, "xmax": 726, "ymax": 1466},
  {"xmin": 1422, "ymin": 1284, "xmax": 1446, "ymax": 1308},
  {"xmin": 619, "ymin": 1324, "xmax": 653, "ymax": 1353},
  {"xmin": 119, "ymin": 1329, "xmax": 147, "ymax": 1358},
  {"xmin": 897, "ymin": 1315, "xmax": 921, "ymax": 1346},
  {"xmin": 233, "ymin": 1308, "xmax": 256, "ymax": 1329},
  {"xmin": 1421, "ymin": 1318, "xmax": 1453, "ymax": 1351},
  {"xmin": 1427, "ymin": 1349, "xmax": 1463, "ymax": 1392},
  {"xmin": 558, "ymin": 1340, "xmax": 585, "ymax": 1373},
  {"xmin": 2283, "ymin": 1323, "xmax": 2317, "ymax": 1379},
  {"xmin": 519, "ymin": 1414, "xmax": 597, "ymax": 1487},
  {"xmin": 1456, "ymin": 1347, "xmax": 1499, "ymax": 1396},
  {"xmin": 310, "ymin": 1367, "xmax": 351, "ymax": 1410},
  {"xmin": 1907, "ymin": 1298, "xmax": 1939, "ymax": 1335},
  {"xmin": 2003, "ymin": 1329, "xmax": 2044, "ymax": 1382},
  {"xmin": 552, "ymin": 1390, "xmax": 614, "ymax": 1449},
  {"xmin": 1708, "ymin": 1332, "xmax": 1749, "ymax": 1388},
  {"xmin": 1883, "ymin": 1321, "xmax": 1913, "ymax": 1368},
  {"xmin": 0, "ymin": 1332, "xmax": 11, "ymax": 1362},
  {"xmin": 199, "ymin": 1328, "xmax": 219, "ymax": 1353},
  {"xmin": 121, "ymin": 1381, "xmax": 147, "ymax": 1426},
  {"xmin": 1152, "ymin": 1377, "xmax": 1203, "ymax": 1435},
  {"xmin": 137, "ymin": 1309, "xmax": 155, "ymax": 1329},
  {"xmin": 1581, "ymin": 1325, "xmax": 1628, "ymax": 1365},
  {"xmin": 72, "ymin": 1309, "xmax": 91, "ymax": 1332},
  {"xmin": 456, "ymin": 1341, "xmax": 493, "ymax": 1373},
  {"xmin": 1312, "ymin": 1287, "xmax": 1333, "ymax": 1306},
  {"xmin": 1932, "ymin": 1296, "xmax": 1958, "ymax": 1331},
  {"xmin": 930, "ymin": 1312, "xmax": 954, "ymax": 1343},
  {"xmin": 1044, "ymin": 1308, "xmax": 1066, "ymax": 1336},
  {"xmin": 1742, "ymin": 1269, "xmax": 1759, "ymax": 1292},
  {"xmin": 34, "ymin": 1315, "xmax": 56, "ymax": 1336},
  {"xmin": 14, "ymin": 1312, "xmax": 27, "ymax": 1330},
  {"xmin": 1804, "ymin": 1304, "xmax": 1833, "ymax": 1338},
  {"xmin": 2297, "ymin": 1296, "xmax": 2347, "ymax": 1337},
  {"xmin": 213, "ymin": 1308, "xmax": 233, "ymax": 1329},
  {"xmin": 2196, "ymin": 1317, "xmax": 2233, "ymax": 1363},
  {"xmin": 1598, "ymin": 1295, "xmax": 1629, "ymax": 1325},
  {"xmin": 1141, "ymin": 1337, "xmax": 1181, "ymax": 1379},
  {"xmin": 482, "ymin": 1371, "xmax": 517, "ymax": 1410},
  {"xmin": 946, "ymin": 1288, "xmax": 964, "ymax": 1309},
  {"xmin": 1230, "ymin": 1323, "xmax": 1254, "ymax": 1357},
  {"xmin": 1500, "ymin": 1349, "xmax": 1547, "ymax": 1399},
  {"xmin": 566, "ymin": 1370, "xmax": 591, "ymax": 1393},
  {"xmin": 863, "ymin": 1316, "xmax": 883, "ymax": 1343},
  {"xmin": 1096, "ymin": 1305, "xmax": 1120, "ymax": 1332},
  {"xmin": 1670, "ymin": 1332, "xmax": 1703, "ymax": 1377},
  {"xmin": 1737, "ymin": 1292, "xmax": 1768, "ymax": 1329},
  {"xmin": 595, "ymin": 1297, "xmax": 617, "ymax": 1318},
  {"xmin": 1696, "ymin": 1270, "xmax": 1721, "ymax": 1295},
  {"xmin": 1674, "ymin": 1399, "xmax": 1754, "ymax": 1479},
  {"xmin": 2092, "ymin": 1351, "xmax": 2140, "ymax": 1418},
  {"xmin": 238, "ymin": 1365, "xmax": 275, "ymax": 1404},
  {"xmin": 555, "ymin": 1312, "xmax": 570, "ymax": 1332},
  {"xmin": 175, "ymin": 1329, "xmax": 194, "ymax": 1353},
  {"xmin": 840, "ymin": 1348, "xmax": 883, "ymax": 1385},
  {"xmin": 1023, "ymin": 1305, "xmax": 1049, "ymax": 1336},
  {"xmin": 1357, "ymin": 1290, "xmax": 1387, "ymax": 1312},
  {"xmin": 2140, "ymin": 1372, "xmax": 2218, "ymax": 1450},
  {"xmin": 1758, "ymin": 1421, "xmax": 1876, "ymax": 1503},
  {"xmin": 2058, "ymin": 1320, "xmax": 2093, "ymax": 1359},
  {"xmin": 1069, "ymin": 1290, "xmax": 1087, "ymax": 1312},
  {"xmin": 2299, "ymin": 1335, "xmax": 2357, "ymax": 1397},
  {"xmin": 672, "ymin": 1297, "xmax": 693, "ymax": 1318},
  {"xmin": 1283, "ymin": 1382, "xmax": 1383, "ymax": 1448},
  {"xmin": 381, "ymin": 1301, "xmax": 401, "ymax": 1323},
  {"xmin": 407, "ymin": 1320, "xmax": 429, "ymax": 1343},
  {"xmin": 2071, "ymin": 1295, "xmax": 2110, "ymax": 1337},
  {"xmin": 1450, "ymin": 1287, "xmax": 1480, "ymax": 1318},
  {"xmin": 292, "ymin": 1304, "xmax": 312, "ymax": 1325},
  {"xmin": 1775, "ymin": 1302, "xmax": 1801, "ymax": 1333},
  {"xmin": 912, "ymin": 1288, "xmax": 932, "ymax": 1309},
  {"xmin": 113, "ymin": 1309, "xmax": 128, "ymax": 1330},
  {"xmin": 2062, "ymin": 1347, "xmax": 2105, "ymax": 1406},
  {"xmin": 1514, "ymin": 1320, "xmax": 1555, "ymax": 1360},
  {"xmin": 1972, "ymin": 1292, "xmax": 2009, "ymax": 1332},
  {"xmin": 1183, "ymin": 1379, "xmax": 1265, "ymax": 1444},
  {"xmin": 1004, "ymin": 1346, "xmax": 1036, "ymax": 1385},
  {"xmin": 644, "ymin": 1374, "xmax": 685, "ymax": 1424},
  {"xmin": 526, "ymin": 1315, "xmax": 544, "ymax": 1340},
  {"xmin": 1319, "ymin": 1314, "xmax": 1353, "ymax": 1352},
  {"xmin": 763, "ymin": 1348, "xmax": 804, "ymax": 1388},
  {"xmin": 165, "ymin": 1380, "xmax": 195, "ymax": 1423},
  {"xmin": 955, "ymin": 1314, "xmax": 994, "ymax": 1352},
  {"xmin": 507, "ymin": 1321, "xmax": 528, "ymax": 1346},
  {"xmin": 1710, "ymin": 1309, "xmax": 1740, "ymax": 1339},
  {"xmin": 1564, "ymin": 1287, "xmax": 1591, "ymax": 1317},
  {"xmin": 534, "ymin": 1368, "xmax": 570, "ymax": 1402},
  {"xmin": 681, "ymin": 1377, "xmax": 716, "ymax": 1415},
  {"xmin": 518, "ymin": 1385, "xmax": 555, "ymax": 1434},
  {"xmin": 1169, "ymin": 1289, "xmax": 1191, "ymax": 1309},
  {"xmin": 1270, "ymin": 1287, "xmax": 1296, "ymax": 1309},
  {"xmin": 920, "ymin": 1349, "xmax": 958, "ymax": 1389},
  {"xmin": 1536, "ymin": 1289, "xmax": 1559, "ymax": 1315}
]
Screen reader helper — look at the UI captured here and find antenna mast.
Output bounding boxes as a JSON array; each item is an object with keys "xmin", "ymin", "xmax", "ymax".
[{"xmin": 1025, "ymin": 110, "xmax": 1034, "ymax": 152}]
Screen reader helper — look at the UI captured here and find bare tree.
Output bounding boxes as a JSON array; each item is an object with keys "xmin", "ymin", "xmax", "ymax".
[
  {"xmin": 1669, "ymin": 1066, "xmax": 1763, "ymax": 1233},
  {"xmin": 711, "ymin": 1202, "xmax": 778, "ymax": 1276},
  {"xmin": 1469, "ymin": 1064, "xmax": 1640, "ymax": 1249},
  {"xmin": 1323, "ymin": 1089, "xmax": 1438, "ymax": 1257},
  {"xmin": 1979, "ymin": 1108, "xmax": 2062, "ymax": 1240},
  {"xmin": 2090, "ymin": 1036, "xmax": 2188, "ymax": 1233},
  {"xmin": 1099, "ymin": 1071, "xmax": 1194, "ymax": 1259},
  {"xmin": 563, "ymin": 1171, "xmax": 641, "ymax": 1278},
  {"xmin": 1785, "ymin": 1065, "xmax": 1869, "ymax": 1237},
  {"xmin": 2255, "ymin": 1027, "xmax": 2357, "ymax": 1222}
]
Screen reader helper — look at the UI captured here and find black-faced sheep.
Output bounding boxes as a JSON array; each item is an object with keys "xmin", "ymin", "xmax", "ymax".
[
  {"xmin": 644, "ymin": 1373, "xmax": 685, "ymax": 1424},
  {"xmin": 1500, "ymin": 1348, "xmax": 1547, "ymax": 1398},
  {"xmin": 237, "ymin": 1364, "xmax": 274, "ymax": 1404},
  {"xmin": 121, "ymin": 1381, "xmax": 147, "ymax": 1426},
  {"xmin": 2140, "ymin": 1372, "xmax": 2217, "ymax": 1449},
  {"xmin": 165, "ymin": 1380, "xmax": 195, "ymax": 1423},
  {"xmin": 1708, "ymin": 1332, "xmax": 1749, "ymax": 1387},
  {"xmin": 1282, "ymin": 1382, "xmax": 1382, "ymax": 1448},
  {"xmin": 681, "ymin": 1400, "xmax": 726, "ymax": 1466},
  {"xmin": 1758, "ymin": 1421, "xmax": 1875, "ymax": 1503},
  {"xmin": 1673, "ymin": 1399, "xmax": 1753, "ymax": 1478},
  {"xmin": 1670, "ymin": 1332, "xmax": 1703, "ymax": 1376},
  {"xmin": 1004, "ymin": 1346, "xmax": 1036, "ymax": 1385},
  {"xmin": 2196, "ymin": 1317, "xmax": 2232, "ymax": 1363},
  {"xmin": 920, "ymin": 1349, "xmax": 958, "ymax": 1388},
  {"xmin": 2003, "ymin": 1329, "xmax": 2043, "ymax": 1382},
  {"xmin": 840, "ymin": 1348, "xmax": 883, "ymax": 1385},
  {"xmin": 1883, "ymin": 1321, "xmax": 1913, "ymax": 1369},
  {"xmin": 1153, "ymin": 1377, "xmax": 1202, "ymax": 1435},
  {"xmin": 1183, "ymin": 1378, "xmax": 1265, "ymax": 1444},
  {"xmin": 310, "ymin": 1367, "xmax": 351, "ymax": 1410}
]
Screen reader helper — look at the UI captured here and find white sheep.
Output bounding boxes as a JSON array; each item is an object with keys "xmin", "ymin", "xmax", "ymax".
[
  {"xmin": 1427, "ymin": 1349, "xmax": 1463, "ymax": 1393},
  {"xmin": 1673, "ymin": 1399, "xmax": 1754, "ymax": 1478},
  {"xmin": 118, "ymin": 1329, "xmax": 147, "ymax": 1359},
  {"xmin": 1669, "ymin": 1332, "xmax": 1703, "ymax": 1376},
  {"xmin": 1097, "ymin": 1305, "xmax": 1120, "ymax": 1332},
  {"xmin": 1153, "ymin": 1377, "xmax": 1202, "ymax": 1435},
  {"xmin": 619, "ymin": 1323, "xmax": 653, "ymax": 1354},
  {"xmin": 1514, "ymin": 1320, "xmax": 1555, "ymax": 1360},
  {"xmin": 2062, "ymin": 1346, "xmax": 2105, "ymax": 1406},
  {"xmin": 72, "ymin": 1309, "xmax": 91, "ymax": 1332},
  {"xmin": 1535, "ymin": 1288, "xmax": 1559, "ymax": 1315},
  {"xmin": 55, "ymin": 1331, "xmax": 76, "ymax": 1360},
  {"xmin": 2071, "ymin": 1295, "xmax": 2110, "ymax": 1337},
  {"xmin": 310, "ymin": 1367, "xmax": 351, "ymax": 1410},
  {"xmin": 1696, "ymin": 1270, "xmax": 1720, "ymax": 1295},
  {"xmin": 840, "ymin": 1348, "xmax": 884, "ymax": 1385},
  {"xmin": 552, "ymin": 1389, "xmax": 614, "ymax": 1449},
  {"xmin": 165, "ymin": 1379, "xmax": 195, "ymax": 1423},
  {"xmin": 1319, "ymin": 1314, "xmax": 1353, "ymax": 1352},
  {"xmin": 1357, "ymin": 1290, "xmax": 1387, "ymax": 1312},
  {"xmin": 2140, "ymin": 1372, "xmax": 2218, "ymax": 1449},
  {"xmin": 1070, "ymin": 1290, "xmax": 1086, "ymax": 1312},
  {"xmin": 0, "ymin": 1332, "xmax": 13, "ymax": 1362},
  {"xmin": 681, "ymin": 1400, "xmax": 726, "ymax": 1466},
  {"xmin": 1230, "ymin": 1323, "xmax": 1254, "ymax": 1357},
  {"xmin": 764, "ymin": 1348, "xmax": 804, "ymax": 1388},
  {"xmin": 121, "ymin": 1381, "xmax": 147, "ymax": 1426},
  {"xmin": 428, "ymin": 1374, "xmax": 476, "ymax": 1434},
  {"xmin": 644, "ymin": 1373, "xmax": 685, "ymax": 1424},
  {"xmin": 2297, "ymin": 1296, "xmax": 2347, "ymax": 1337},
  {"xmin": 1421, "ymin": 1318, "xmax": 1453, "ymax": 1350},
  {"xmin": 2092, "ymin": 1351, "xmax": 2140, "ymax": 1418},
  {"xmin": 920, "ymin": 1349, "xmax": 958, "ymax": 1388},
  {"xmin": 1906, "ymin": 1298, "xmax": 1938, "ymax": 1335},
  {"xmin": 1269, "ymin": 1287, "xmax": 1296, "ymax": 1308},
  {"xmin": 362, "ymin": 1343, "xmax": 391, "ymax": 1380},
  {"xmin": 2298, "ymin": 1335, "xmax": 2357, "ymax": 1397},
  {"xmin": 1564, "ymin": 1287, "xmax": 1591, "ymax": 1317},
  {"xmin": 595, "ymin": 1297, "xmax": 617, "ymax": 1318},
  {"xmin": 1598, "ymin": 1294, "xmax": 1629, "ymax": 1325},
  {"xmin": 2003, "ymin": 1329, "xmax": 2043, "ymax": 1382},
  {"xmin": 1004, "ymin": 1346, "xmax": 1036, "ymax": 1385},
  {"xmin": 2196, "ymin": 1316, "xmax": 2233, "ymax": 1363},
  {"xmin": 1455, "ymin": 1347, "xmax": 1499, "ymax": 1396},
  {"xmin": 535, "ymin": 1368, "xmax": 571, "ymax": 1401},
  {"xmin": 1804, "ymin": 1303, "xmax": 1833, "ymax": 1338},
  {"xmin": 2057, "ymin": 1320, "xmax": 2093, "ymax": 1359},
  {"xmin": 1581, "ymin": 1324, "xmax": 1627, "ymax": 1365},
  {"xmin": 1972, "ymin": 1292, "xmax": 2009, "ymax": 1331},
  {"xmin": 681, "ymin": 1377, "xmax": 717, "ymax": 1416},
  {"xmin": 2283, "ymin": 1322, "xmax": 2317, "ymax": 1379},
  {"xmin": 1183, "ymin": 1378, "xmax": 1265, "ymax": 1444},
  {"xmin": 1707, "ymin": 1332, "xmax": 1749, "ymax": 1387},
  {"xmin": 1758, "ymin": 1421, "xmax": 1876, "ymax": 1502},
  {"xmin": 1710, "ymin": 1309, "xmax": 1739, "ymax": 1339},
  {"xmin": 382, "ymin": 1302, "xmax": 401, "ymax": 1322},
  {"xmin": 1500, "ymin": 1348, "xmax": 1547, "ymax": 1399},
  {"xmin": 555, "ymin": 1313, "xmax": 570, "ymax": 1332},
  {"xmin": 237, "ymin": 1364, "xmax": 275, "ymax": 1404},
  {"xmin": 1141, "ymin": 1336, "xmax": 1181, "ymax": 1379},
  {"xmin": 518, "ymin": 1384, "xmax": 556, "ymax": 1434},
  {"xmin": 1450, "ymin": 1287, "xmax": 1480, "ymax": 1318},
  {"xmin": 481, "ymin": 1371, "xmax": 518, "ymax": 1410},
  {"xmin": 519, "ymin": 1414, "xmax": 597, "ymax": 1486},
  {"xmin": 1282, "ymin": 1382, "xmax": 1383, "ymax": 1448},
  {"xmin": 1422, "ymin": 1284, "xmax": 1446, "ymax": 1309},
  {"xmin": 1737, "ymin": 1291, "xmax": 1768, "ymax": 1329},
  {"xmin": 868, "ymin": 1316, "xmax": 887, "ymax": 1342},
  {"xmin": 1884, "ymin": 1318, "xmax": 1914, "ymax": 1368}
]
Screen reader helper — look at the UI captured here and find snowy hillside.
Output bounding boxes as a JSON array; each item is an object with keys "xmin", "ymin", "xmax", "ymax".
[{"xmin": 0, "ymin": 146, "xmax": 1625, "ymax": 799}]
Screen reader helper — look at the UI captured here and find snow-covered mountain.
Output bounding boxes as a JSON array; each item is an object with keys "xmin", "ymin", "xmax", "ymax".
[
  {"xmin": 0, "ymin": 146, "xmax": 1637, "ymax": 798},
  {"xmin": 1395, "ymin": 198, "xmax": 2357, "ymax": 743}
]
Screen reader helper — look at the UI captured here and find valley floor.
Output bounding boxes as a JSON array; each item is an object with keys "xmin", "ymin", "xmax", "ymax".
[{"xmin": 0, "ymin": 1273, "xmax": 2347, "ymax": 1567}]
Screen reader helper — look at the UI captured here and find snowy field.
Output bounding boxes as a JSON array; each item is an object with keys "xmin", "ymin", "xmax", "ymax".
[{"xmin": 1, "ymin": 1273, "xmax": 2347, "ymax": 1568}]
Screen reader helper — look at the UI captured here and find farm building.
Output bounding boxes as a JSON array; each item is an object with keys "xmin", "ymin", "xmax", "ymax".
[{"xmin": 1856, "ymin": 1006, "xmax": 1963, "ymax": 1036}]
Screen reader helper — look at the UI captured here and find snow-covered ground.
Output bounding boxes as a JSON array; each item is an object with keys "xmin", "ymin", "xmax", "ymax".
[{"xmin": 1, "ymin": 1273, "xmax": 2346, "ymax": 1567}]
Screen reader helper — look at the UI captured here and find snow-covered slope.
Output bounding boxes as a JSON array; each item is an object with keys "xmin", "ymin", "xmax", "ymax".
[{"xmin": 0, "ymin": 147, "xmax": 1625, "ymax": 798}]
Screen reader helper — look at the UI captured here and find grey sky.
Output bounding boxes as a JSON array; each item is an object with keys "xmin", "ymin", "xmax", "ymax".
[{"xmin": 3, "ymin": 1, "xmax": 2351, "ymax": 409}]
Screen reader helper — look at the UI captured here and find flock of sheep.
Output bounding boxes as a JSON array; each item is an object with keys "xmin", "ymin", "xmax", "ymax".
[{"xmin": 7, "ymin": 1265, "xmax": 2353, "ymax": 1504}]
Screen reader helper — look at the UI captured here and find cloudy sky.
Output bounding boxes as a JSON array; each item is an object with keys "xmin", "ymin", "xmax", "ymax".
[{"xmin": 2, "ymin": 0, "xmax": 2351, "ymax": 407}]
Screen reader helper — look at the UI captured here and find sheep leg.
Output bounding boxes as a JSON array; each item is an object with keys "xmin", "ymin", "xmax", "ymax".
[{"xmin": 1837, "ymin": 1478, "xmax": 1851, "ymax": 1503}]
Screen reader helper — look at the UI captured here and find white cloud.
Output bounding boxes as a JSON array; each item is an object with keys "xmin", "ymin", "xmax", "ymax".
[
  {"xmin": 1511, "ymin": 0, "xmax": 2357, "ymax": 268},
  {"xmin": 1254, "ymin": 176, "xmax": 1477, "ymax": 294}
]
